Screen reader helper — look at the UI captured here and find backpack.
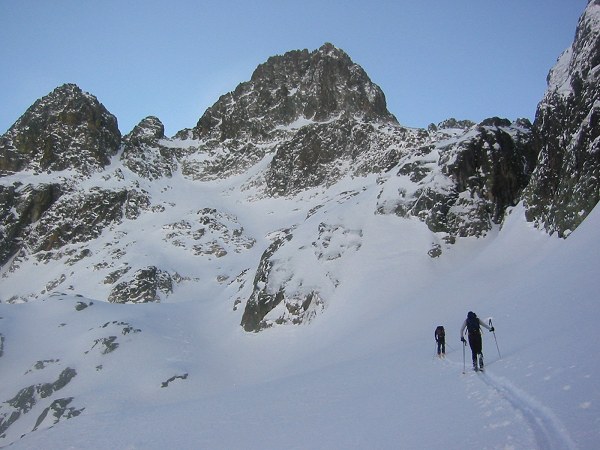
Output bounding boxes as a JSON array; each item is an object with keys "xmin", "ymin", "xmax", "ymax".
[
  {"xmin": 435, "ymin": 326, "xmax": 445, "ymax": 339},
  {"xmin": 466, "ymin": 311, "xmax": 480, "ymax": 333}
]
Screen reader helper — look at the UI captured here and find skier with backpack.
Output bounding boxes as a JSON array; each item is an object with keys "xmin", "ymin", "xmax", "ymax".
[
  {"xmin": 434, "ymin": 325, "xmax": 446, "ymax": 357},
  {"xmin": 460, "ymin": 311, "xmax": 494, "ymax": 371}
]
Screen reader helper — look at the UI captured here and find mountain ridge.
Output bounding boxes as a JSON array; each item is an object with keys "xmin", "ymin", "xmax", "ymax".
[
  {"xmin": 523, "ymin": 0, "xmax": 600, "ymax": 237},
  {"xmin": 0, "ymin": 2, "xmax": 599, "ymax": 446},
  {"xmin": 1, "ymin": 18, "xmax": 596, "ymax": 316}
]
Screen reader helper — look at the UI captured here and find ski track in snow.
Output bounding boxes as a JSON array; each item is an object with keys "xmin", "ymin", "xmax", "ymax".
[
  {"xmin": 443, "ymin": 353, "xmax": 577, "ymax": 449},
  {"xmin": 475, "ymin": 369, "xmax": 577, "ymax": 450}
]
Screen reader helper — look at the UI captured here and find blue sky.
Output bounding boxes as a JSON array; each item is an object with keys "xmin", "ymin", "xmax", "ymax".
[{"xmin": 0, "ymin": 0, "xmax": 587, "ymax": 136}]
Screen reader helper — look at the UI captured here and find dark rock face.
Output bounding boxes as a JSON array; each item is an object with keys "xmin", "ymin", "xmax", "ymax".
[
  {"xmin": 185, "ymin": 43, "xmax": 398, "ymax": 182},
  {"xmin": 121, "ymin": 116, "xmax": 178, "ymax": 180},
  {"xmin": 0, "ymin": 368, "xmax": 80, "ymax": 438},
  {"xmin": 196, "ymin": 43, "xmax": 396, "ymax": 141},
  {"xmin": 23, "ymin": 188, "xmax": 145, "ymax": 255},
  {"xmin": 108, "ymin": 266, "xmax": 173, "ymax": 303},
  {"xmin": 32, "ymin": 397, "xmax": 82, "ymax": 432},
  {"xmin": 0, "ymin": 183, "xmax": 63, "ymax": 265},
  {"xmin": 240, "ymin": 218, "xmax": 363, "ymax": 332},
  {"xmin": 265, "ymin": 119, "xmax": 404, "ymax": 196},
  {"xmin": 241, "ymin": 230, "xmax": 324, "ymax": 332},
  {"xmin": 442, "ymin": 119, "xmax": 537, "ymax": 233},
  {"xmin": 0, "ymin": 185, "xmax": 150, "ymax": 290},
  {"xmin": 0, "ymin": 84, "xmax": 121, "ymax": 175},
  {"xmin": 241, "ymin": 231, "xmax": 293, "ymax": 332},
  {"xmin": 524, "ymin": 1, "xmax": 600, "ymax": 237},
  {"xmin": 377, "ymin": 118, "xmax": 536, "ymax": 238}
]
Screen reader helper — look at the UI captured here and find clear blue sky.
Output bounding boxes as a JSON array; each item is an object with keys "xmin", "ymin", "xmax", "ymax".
[{"xmin": 0, "ymin": 0, "xmax": 587, "ymax": 136}]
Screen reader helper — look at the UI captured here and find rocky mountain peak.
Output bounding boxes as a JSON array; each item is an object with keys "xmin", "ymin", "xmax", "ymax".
[
  {"xmin": 0, "ymin": 83, "xmax": 121, "ymax": 176},
  {"xmin": 194, "ymin": 43, "xmax": 396, "ymax": 141},
  {"xmin": 121, "ymin": 116, "xmax": 177, "ymax": 180},
  {"xmin": 124, "ymin": 116, "xmax": 166, "ymax": 143},
  {"xmin": 545, "ymin": 0, "xmax": 600, "ymax": 99},
  {"xmin": 0, "ymin": 1, "xmax": 598, "ymax": 339},
  {"xmin": 316, "ymin": 42, "xmax": 345, "ymax": 57}
]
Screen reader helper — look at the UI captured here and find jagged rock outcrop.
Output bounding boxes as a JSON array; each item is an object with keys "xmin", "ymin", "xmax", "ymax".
[
  {"xmin": 241, "ymin": 231, "xmax": 293, "ymax": 331},
  {"xmin": 0, "ymin": 84, "xmax": 127, "ymax": 268},
  {"xmin": 446, "ymin": 117, "xmax": 536, "ymax": 226},
  {"xmin": 438, "ymin": 118, "xmax": 536, "ymax": 235},
  {"xmin": 377, "ymin": 118, "xmax": 536, "ymax": 238},
  {"xmin": 1, "ymin": 4, "xmax": 599, "ymax": 328},
  {"xmin": 108, "ymin": 266, "xmax": 174, "ymax": 303},
  {"xmin": 21, "ymin": 187, "xmax": 148, "ymax": 255},
  {"xmin": 0, "ymin": 368, "xmax": 80, "ymax": 438},
  {"xmin": 121, "ymin": 116, "xmax": 179, "ymax": 179},
  {"xmin": 264, "ymin": 119, "xmax": 409, "ymax": 196},
  {"xmin": 0, "ymin": 83, "xmax": 121, "ymax": 176},
  {"xmin": 195, "ymin": 43, "xmax": 395, "ymax": 140},
  {"xmin": 240, "ymin": 228, "xmax": 329, "ymax": 332},
  {"xmin": 524, "ymin": 0, "xmax": 600, "ymax": 237},
  {"xmin": 183, "ymin": 43, "xmax": 398, "ymax": 182},
  {"xmin": 0, "ymin": 183, "xmax": 63, "ymax": 265},
  {"xmin": 0, "ymin": 184, "xmax": 151, "ymax": 295},
  {"xmin": 240, "ymin": 217, "xmax": 363, "ymax": 332}
]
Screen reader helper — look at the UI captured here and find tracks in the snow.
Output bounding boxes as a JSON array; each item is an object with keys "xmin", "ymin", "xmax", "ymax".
[
  {"xmin": 477, "ymin": 371, "xmax": 577, "ymax": 450},
  {"xmin": 444, "ymin": 354, "xmax": 577, "ymax": 449}
]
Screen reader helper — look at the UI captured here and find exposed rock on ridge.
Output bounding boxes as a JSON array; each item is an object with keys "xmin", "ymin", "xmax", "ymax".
[
  {"xmin": 524, "ymin": 0, "xmax": 600, "ymax": 237},
  {"xmin": 195, "ymin": 43, "xmax": 396, "ymax": 140},
  {"xmin": 0, "ymin": 83, "xmax": 120, "ymax": 176},
  {"xmin": 0, "ymin": 4, "xmax": 599, "ymax": 333},
  {"xmin": 5, "ymin": 18, "xmax": 600, "ymax": 443},
  {"xmin": 184, "ymin": 43, "xmax": 398, "ymax": 183},
  {"xmin": 0, "ymin": 183, "xmax": 63, "ymax": 265},
  {"xmin": 121, "ymin": 116, "xmax": 179, "ymax": 180}
]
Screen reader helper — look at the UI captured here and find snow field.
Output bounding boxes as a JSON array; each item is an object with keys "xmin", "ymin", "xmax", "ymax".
[{"xmin": 2, "ymin": 167, "xmax": 599, "ymax": 449}]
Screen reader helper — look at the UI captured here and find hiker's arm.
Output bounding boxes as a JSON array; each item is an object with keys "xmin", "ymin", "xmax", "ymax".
[{"xmin": 478, "ymin": 318, "xmax": 491, "ymax": 331}]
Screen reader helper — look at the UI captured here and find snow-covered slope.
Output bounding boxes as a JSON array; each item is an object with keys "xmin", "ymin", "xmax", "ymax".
[
  {"xmin": 0, "ymin": 51, "xmax": 536, "ymax": 329},
  {"xmin": 1, "ymin": 197, "xmax": 598, "ymax": 449},
  {"xmin": 1, "ymin": 2, "xmax": 599, "ymax": 448}
]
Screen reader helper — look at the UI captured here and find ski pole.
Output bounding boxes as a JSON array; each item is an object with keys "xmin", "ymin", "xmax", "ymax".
[
  {"xmin": 462, "ymin": 337, "xmax": 466, "ymax": 374},
  {"xmin": 489, "ymin": 319, "xmax": 501, "ymax": 359}
]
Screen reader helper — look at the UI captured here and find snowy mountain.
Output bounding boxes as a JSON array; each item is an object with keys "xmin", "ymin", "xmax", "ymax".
[
  {"xmin": 0, "ymin": 46, "xmax": 536, "ymax": 319},
  {"xmin": 524, "ymin": 0, "xmax": 600, "ymax": 237},
  {"xmin": 0, "ymin": 2, "xmax": 599, "ymax": 448}
]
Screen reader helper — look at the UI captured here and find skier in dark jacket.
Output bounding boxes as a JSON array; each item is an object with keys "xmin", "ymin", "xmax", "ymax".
[
  {"xmin": 460, "ymin": 311, "xmax": 494, "ymax": 370},
  {"xmin": 434, "ymin": 325, "xmax": 446, "ymax": 357}
]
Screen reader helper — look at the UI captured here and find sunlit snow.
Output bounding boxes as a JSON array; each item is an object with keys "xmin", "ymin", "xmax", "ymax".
[{"xmin": 1, "ymin": 158, "xmax": 598, "ymax": 448}]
